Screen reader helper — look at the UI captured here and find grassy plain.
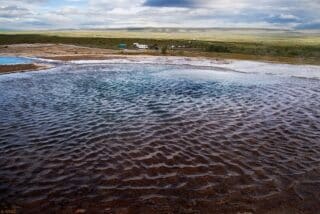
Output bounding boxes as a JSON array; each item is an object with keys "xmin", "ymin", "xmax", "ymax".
[{"xmin": 1, "ymin": 29, "xmax": 320, "ymax": 64}]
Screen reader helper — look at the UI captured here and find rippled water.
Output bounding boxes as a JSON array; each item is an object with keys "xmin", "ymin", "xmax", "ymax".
[{"xmin": 0, "ymin": 61, "xmax": 320, "ymax": 213}]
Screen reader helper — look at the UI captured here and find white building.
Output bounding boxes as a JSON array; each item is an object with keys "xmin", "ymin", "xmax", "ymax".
[{"xmin": 133, "ymin": 43, "xmax": 149, "ymax": 49}]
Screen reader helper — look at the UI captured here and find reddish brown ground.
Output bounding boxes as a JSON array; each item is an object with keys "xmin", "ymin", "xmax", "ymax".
[{"xmin": 0, "ymin": 64, "xmax": 45, "ymax": 74}]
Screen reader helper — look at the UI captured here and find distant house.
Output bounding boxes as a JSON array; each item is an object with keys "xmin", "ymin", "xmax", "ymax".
[
  {"xmin": 118, "ymin": 44, "xmax": 127, "ymax": 49},
  {"xmin": 133, "ymin": 43, "xmax": 149, "ymax": 49}
]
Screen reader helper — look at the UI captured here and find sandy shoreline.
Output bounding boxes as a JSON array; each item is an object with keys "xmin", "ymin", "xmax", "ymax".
[
  {"xmin": 0, "ymin": 43, "xmax": 222, "ymax": 73},
  {"xmin": 1, "ymin": 43, "xmax": 320, "ymax": 72},
  {"xmin": 1, "ymin": 44, "xmax": 320, "ymax": 77}
]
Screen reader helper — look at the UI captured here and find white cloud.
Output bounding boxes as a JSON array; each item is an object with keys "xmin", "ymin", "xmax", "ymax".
[
  {"xmin": 279, "ymin": 14, "xmax": 299, "ymax": 20},
  {"xmin": 0, "ymin": 0, "xmax": 319, "ymax": 30}
]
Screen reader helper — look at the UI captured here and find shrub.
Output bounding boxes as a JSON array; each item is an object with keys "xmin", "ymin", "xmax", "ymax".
[
  {"xmin": 161, "ymin": 46, "xmax": 168, "ymax": 55},
  {"xmin": 205, "ymin": 44, "xmax": 230, "ymax": 53}
]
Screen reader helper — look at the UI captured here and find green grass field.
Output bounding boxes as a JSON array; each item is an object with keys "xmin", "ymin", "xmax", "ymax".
[{"xmin": 1, "ymin": 29, "xmax": 320, "ymax": 64}]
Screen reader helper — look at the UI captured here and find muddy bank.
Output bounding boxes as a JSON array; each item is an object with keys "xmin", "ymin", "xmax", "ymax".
[{"xmin": 0, "ymin": 64, "xmax": 47, "ymax": 74}]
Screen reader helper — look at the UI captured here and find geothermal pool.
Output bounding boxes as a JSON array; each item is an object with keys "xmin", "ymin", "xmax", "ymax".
[
  {"xmin": 0, "ymin": 58, "xmax": 319, "ymax": 213},
  {"xmin": 0, "ymin": 56, "xmax": 31, "ymax": 65}
]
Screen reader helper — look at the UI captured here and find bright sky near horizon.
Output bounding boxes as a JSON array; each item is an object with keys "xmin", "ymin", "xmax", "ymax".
[{"xmin": 0, "ymin": 0, "xmax": 319, "ymax": 30}]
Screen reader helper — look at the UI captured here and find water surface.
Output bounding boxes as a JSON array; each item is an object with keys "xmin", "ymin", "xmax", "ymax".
[
  {"xmin": 0, "ymin": 61, "xmax": 319, "ymax": 213},
  {"xmin": 0, "ymin": 56, "xmax": 31, "ymax": 65}
]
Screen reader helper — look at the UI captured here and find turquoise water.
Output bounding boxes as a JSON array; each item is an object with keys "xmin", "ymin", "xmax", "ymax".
[{"xmin": 0, "ymin": 56, "xmax": 31, "ymax": 65}]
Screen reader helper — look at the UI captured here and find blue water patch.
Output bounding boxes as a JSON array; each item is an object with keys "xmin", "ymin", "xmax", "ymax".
[{"xmin": 0, "ymin": 56, "xmax": 32, "ymax": 65}]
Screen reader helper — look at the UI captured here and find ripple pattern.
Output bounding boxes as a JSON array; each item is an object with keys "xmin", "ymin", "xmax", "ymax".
[{"xmin": 0, "ymin": 63, "xmax": 320, "ymax": 213}]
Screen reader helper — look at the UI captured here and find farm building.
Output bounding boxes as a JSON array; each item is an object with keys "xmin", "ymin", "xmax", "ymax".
[{"xmin": 133, "ymin": 43, "xmax": 148, "ymax": 49}]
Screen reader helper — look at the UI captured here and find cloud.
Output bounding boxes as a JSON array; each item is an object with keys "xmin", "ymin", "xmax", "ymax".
[
  {"xmin": 296, "ymin": 21, "xmax": 320, "ymax": 30},
  {"xmin": 143, "ymin": 0, "xmax": 250, "ymax": 9},
  {"xmin": 0, "ymin": 0, "xmax": 319, "ymax": 30},
  {"xmin": 266, "ymin": 14, "xmax": 300, "ymax": 23},
  {"xmin": 144, "ymin": 0, "xmax": 196, "ymax": 7},
  {"xmin": 88, "ymin": 0, "xmax": 143, "ymax": 9},
  {"xmin": 0, "ymin": 5, "xmax": 31, "ymax": 18}
]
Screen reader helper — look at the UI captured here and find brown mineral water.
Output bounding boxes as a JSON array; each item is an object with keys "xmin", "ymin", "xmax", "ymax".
[{"xmin": 0, "ymin": 62, "xmax": 319, "ymax": 213}]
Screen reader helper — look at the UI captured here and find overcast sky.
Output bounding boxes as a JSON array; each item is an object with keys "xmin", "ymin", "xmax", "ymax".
[{"xmin": 1, "ymin": 0, "xmax": 319, "ymax": 30}]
